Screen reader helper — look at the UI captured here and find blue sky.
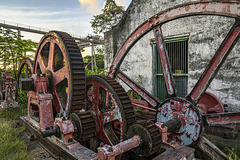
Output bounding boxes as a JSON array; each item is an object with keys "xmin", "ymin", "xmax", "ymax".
[{"xmin": 0, "ymin": 0, "xmax": 131, "ymax": 42}]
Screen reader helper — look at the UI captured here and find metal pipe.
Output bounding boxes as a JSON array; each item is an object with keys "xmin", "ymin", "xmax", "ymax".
[{"xmin": 112, "ymin": 135, "xmax": 141, "ymax": 156}]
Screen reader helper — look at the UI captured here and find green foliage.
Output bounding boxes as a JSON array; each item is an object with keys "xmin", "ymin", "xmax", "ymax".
[
  {"xmin": 17, "ymin": 91, "xmax": 29, "ymax": 109},
  {"xmin": 84, "ymin": 53, "xmax": 106, "ymax": 76},
  {"xmin": 84, "ymin": 54, "xmax": 105, "ymax": 69},
  {"xmin": 96, "ymin": 46, "xmax": 104, "ymax": 55},
  {"xmin": 90, "ymin": 0, "xmax": 125, "ymax": 34},
  {"xmin": 0, "ymin": 26, "xmax": 37, "ymax": 79},
  {"xmin": 127, "ymin": 90, "xmax": 141, "ymax": 100},
  {"xmin": 0, "ymin": 119, "xmax": 30, "ymax": 160},
  {"xmin": 85, "ymin": 66, "xmax": 107, "ymax": 76}
]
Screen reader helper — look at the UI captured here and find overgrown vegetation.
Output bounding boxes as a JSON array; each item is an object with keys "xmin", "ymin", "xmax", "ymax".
[
  {"xmin": 90, "ymin": 0, "xmax": 125, "ymax": 34},
  {"xmin": 0, "ymin": 91, "xmax": 30, "ymax": 160},
  {"xmin": 0, "ymin": 26, "xmax": 37, "ymax": 79},
  {"xmin": 83, "ymin": 52, "xmax": 106, "ymax": 76}
]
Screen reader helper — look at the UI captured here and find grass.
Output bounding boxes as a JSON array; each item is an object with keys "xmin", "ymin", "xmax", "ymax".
[
  {"xmin": 214, "ymin": 140, "xmax": 240, "ymax": 160},
  {"xmin": 195, "ymin": 135, "xmax": 240, "ymax": 160},
  {"xmin": 0, "ymin": 91, "xmax": 30, "ymax": 160}
]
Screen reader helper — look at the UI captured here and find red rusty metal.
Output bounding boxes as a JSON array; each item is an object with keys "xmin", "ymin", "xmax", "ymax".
[
  {"xmin": 129, "ymin": 89, "xmax": 156, "ymax": 112},
  {"xmin": 33, "ymin": 31, "xmax": 86, "ymax": 118},
  {"xmin": 98, "ymin": 135, "xmax": 141, "ymax": 160},
  {"xmin": 197, "ymin": 91, "xmax": 225, "ymax": 114},
  {"xmin": 155, "ymin": 122, "xmax": 180, "ymax": 149},
  {"xmin": 155, "ymin": 122, "xmax": 168, "ymax": 143},
  {"xmin": 203, "ymin": 112, "xmax": 240, "ymax": 126},
  {"xmin": 19, "ymin": 2, "xmax": 240, "ymax": 159},
  {"xmin": 117, "ymin": 71, "xmax": 160, "ymax": 108},
  {"xmin": 156, "ymin": 98, "xmax": 202, "ymax": 146},
  {"xmin": 0, "ymin": 71, "xmax": 18, "ymax": 108},
  {"xmin": 54, "ymin": 118, "xmax": 74, "ymax": 143},
  {"xmin": 187, "ymin": 23, "xmax": 240, "ymax": 104},
  {"xmin": 21, "ymin": 116, "xmax": 98, "ymax": 160},
  {"xmin": 17, "ymin": 58, "xmax": 33, "ymax": 86},
  {"xmin": 27, "ymin": 74, "xmax": 54, "ymax": 129},
  {"xmin": 86, "ymin": 75, "xmax": 135, "ymax": 146},
  {"xmin": 105, "ymin": 1, "xmax": 240, "ymax": 158},
  {"xmin": 154, "ymin": 26, "xmax": 176, "ymax": 97},
  {"xmin": 108, "ymin": 1, "xmax": 240, "ymax": 79}
]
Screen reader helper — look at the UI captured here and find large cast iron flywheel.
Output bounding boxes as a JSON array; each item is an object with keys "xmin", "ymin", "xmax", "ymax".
[
  {"xmin": 86, "ymin": 75, "xmax": 136, "ymax": 146},
  {"xmin": 33, "ymin": 31, "xmax": 85, "ymax": 117},
  {"xmin": 107, "ymin": 1, "xmax": 240, "ymax": 159}
]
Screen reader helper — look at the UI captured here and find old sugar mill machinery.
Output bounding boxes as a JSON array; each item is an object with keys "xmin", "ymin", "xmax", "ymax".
[{"xmin": 18, "ymin": 1, "xmax": 240, "ymax": 160}]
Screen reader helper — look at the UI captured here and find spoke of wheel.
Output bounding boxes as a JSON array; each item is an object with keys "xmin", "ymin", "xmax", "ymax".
[
  {"xmin": 198, "ymin": 136, "xmax": 229, "ymax": 160},
  {"xmin": 187, "ymin": 20, "xmax": 240, "ymax": 104},
  {"xmin": 202, "ymin": 112, "xmax": 240, "ymax": 126},
  {"xmin": 117, "ymin": 71, "xmax": 160, "ymax": 108},
  {"xmin": 154, "ymin": 26, "xmax": 177, "ymax": 97},
  {"xmin": 38, "ymin": 56, "xmax": 46, "ymax": 73},
  {"xmin": 48, "ymin": 42, "xmax": 55, "ymax": 71},
  {"xmin": 53, "ymin": 90, "xmax": 62, "ymax": 114},
  {"xmin": 53, "ymin": 66, "xmax": 68, "ymax": 85}
]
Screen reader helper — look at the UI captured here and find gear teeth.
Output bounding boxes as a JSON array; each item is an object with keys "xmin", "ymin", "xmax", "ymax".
[
  {"xmin": 53, "ymin": 31, "xmax": 86, "ymax": 113},
  {"xmin": 77, "ymin": 111, "xmax": 96, "ymax": 140},
  {"xmin": 145, "ymin": 121, "xmax": 162, "ymax": 154},
  {"xmin": 86, "ymin": 75, "xmax": 136, "ymax": 143}
]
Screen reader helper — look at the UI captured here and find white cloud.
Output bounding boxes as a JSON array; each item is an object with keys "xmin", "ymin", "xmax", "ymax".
[
  {"xmin": 0, "ymin": 5, "xmax": 94, "ymax": 42},
  {"xmin": 78, "ymin": 0, "xmax": 101, "ymax": 15},
  {"xmin": 115, "ymin": 0, "xmax": 127, "ymax": 7}
]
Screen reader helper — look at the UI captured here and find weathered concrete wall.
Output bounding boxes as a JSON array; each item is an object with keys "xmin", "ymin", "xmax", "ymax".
[{"xmin": 104, "ymin": 0, "xmax": 240, "ymax": 111}]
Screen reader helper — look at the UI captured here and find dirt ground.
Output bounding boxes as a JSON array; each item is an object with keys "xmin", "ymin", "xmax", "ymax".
[{"xmin": 16, "ymin": 120, "xmax": 55, "ymax": 160}]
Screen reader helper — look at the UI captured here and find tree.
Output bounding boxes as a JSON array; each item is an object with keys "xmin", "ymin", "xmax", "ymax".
[
  {"xmin": 83, "ymin": 54, "xmax": 104, "ymax": 69},
  {"xmin": 0, "ymin": 26, "xmax": 37, "ymax": 79},
  {"xmin": 90, "ymin": 0, "xmax": 125, "ymax": 34}
]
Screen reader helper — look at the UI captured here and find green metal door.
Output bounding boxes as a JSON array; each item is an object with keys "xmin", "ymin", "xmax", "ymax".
[{"xmin": 153, "ymin": 36, "xmax": 189, "ymax": 101}]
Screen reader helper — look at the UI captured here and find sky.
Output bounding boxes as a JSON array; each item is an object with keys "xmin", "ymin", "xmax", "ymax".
[{"xmin": 0, "ymin": 0, "xmax": 131, "ymax": 42}]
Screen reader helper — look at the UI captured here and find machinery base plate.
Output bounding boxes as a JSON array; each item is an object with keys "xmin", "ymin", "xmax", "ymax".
[{"xmin": 20, "ymin": 116, "xmax": 97, "ymax": 160}]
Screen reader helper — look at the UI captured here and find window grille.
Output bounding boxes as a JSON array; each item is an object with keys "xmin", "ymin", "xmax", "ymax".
[{"xmin": 153, "ymin": 36, "xmax": 189, "ymax": 101}]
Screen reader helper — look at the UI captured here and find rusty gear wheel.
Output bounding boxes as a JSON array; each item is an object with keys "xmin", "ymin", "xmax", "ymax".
[
  {"xmin": 86, "ymin": 75, "xmax": 136, "ymax": 146},
  {"xmin": 127, "ymin": 121, "xmax": 161, "ymax": 157},
  {"xmin": 17, "ymin": 58, "xmax": 34, "ymax": 87},
  {"xmin": 70, "ymin": 111, "xmax": 96, "ymax": 141},
  {"xmin": 33, "ymin": 31, "xmax": 85, "ymax": 117}
]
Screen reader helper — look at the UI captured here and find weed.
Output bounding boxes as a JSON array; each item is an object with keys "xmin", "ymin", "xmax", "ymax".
[{"xmin": 0, "ymin": 91, "xmax": 29, "ymax": 160}]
